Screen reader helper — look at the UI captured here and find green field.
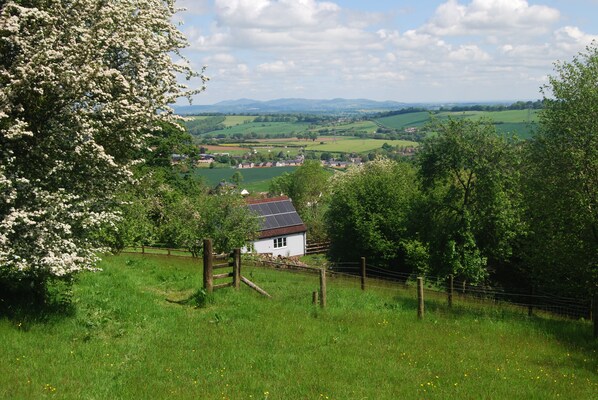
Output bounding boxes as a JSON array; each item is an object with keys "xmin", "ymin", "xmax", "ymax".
[
  {"xmin": 217, "ymin": 122, "xmax": 311, "ymax": 137},
  {"xmin": 197, "ymin": 118, "xmax": 381, "ymax": 138},
  {"xmin": 375, "ymin": 110, "xmax": 539, "ymax": 138},
  {"xmin": 2, "ymin": 254, "xmax": 596, "ymax": 399},
  {"xmin": 316, "ymin": 120, "xmax": 379, "ymax": 135},
  {"xmin": 303, "ymin": 137, "xmax": 418, "ymax": 153},
  {"xmin": 221, "ymin": 115, "xmax": 257, "ymax": 127},
  {"xmin": 193, "ymin": 166, "xmax": 298, "ymax": 192}
]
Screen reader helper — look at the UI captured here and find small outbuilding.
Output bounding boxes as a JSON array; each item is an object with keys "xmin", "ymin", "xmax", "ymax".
[{"xmin": 246, "ymin": 196, "xmax": 307, "ymax": 257}]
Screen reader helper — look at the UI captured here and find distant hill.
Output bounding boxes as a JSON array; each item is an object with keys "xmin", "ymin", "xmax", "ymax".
[{"xmin": 172, "ymin": 98, "xmax": 417, "ymax": 114}]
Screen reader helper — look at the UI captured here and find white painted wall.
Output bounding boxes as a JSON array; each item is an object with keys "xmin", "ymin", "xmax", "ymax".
[{"xmin": 249, "ymin": 232, "xmax": 306, "ymax": 257}]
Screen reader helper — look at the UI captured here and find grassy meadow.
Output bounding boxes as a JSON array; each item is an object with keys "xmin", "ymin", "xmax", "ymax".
[
  {"xmin": 2, "ymin": 254, "xmax": 596, "ymax": 399},
  {"xmin": 193, "ymin": 166, "xmax": 299, "ymax": 192},
  {"xmin": 301, "ymin": 137, "xmax": 417, "ymax": 153},
  {"xmin": 375, "ymin": 109, "xmax": 539, "ymax": 138}
]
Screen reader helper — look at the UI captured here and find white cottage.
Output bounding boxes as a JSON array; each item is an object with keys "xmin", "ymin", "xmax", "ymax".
[{"xmin": 246, "ymin": 196, "xmax": 307, "ymax": 257}]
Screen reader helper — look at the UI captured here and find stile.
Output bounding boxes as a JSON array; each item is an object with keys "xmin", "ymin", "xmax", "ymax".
[{"xmin": 213, "ymin": 272, "xmax": 233, "ymax": 280}]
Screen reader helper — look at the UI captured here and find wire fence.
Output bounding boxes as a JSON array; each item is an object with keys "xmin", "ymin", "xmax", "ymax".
[
  {"xmin": 118, "ymin": 247, "xmax": 593, "ymax": 320},
  {"xmin": 251, "ymin": 258, "xmax": 593, "ymax": 320}
]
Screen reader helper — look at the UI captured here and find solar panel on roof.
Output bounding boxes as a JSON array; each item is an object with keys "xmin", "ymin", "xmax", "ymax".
[
  {"xmin": 248, "ymin": 198, "xmax": 304, "ymax": 231},
  {"xmin": 277, "ymin": 201, "xmax": 291, "ymax": 213},
  {"xmin": 274, "ymin": 202, "xmax": 285, "ymax": 214},
  {"xmin": 264, "ymin": 215, "xmax": 278, "ymax": 229},
  {"xmin": 288, "ymin": 213, "xmax": 302, "ymax": 225}
]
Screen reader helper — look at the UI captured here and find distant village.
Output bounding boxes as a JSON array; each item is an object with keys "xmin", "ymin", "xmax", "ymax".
[{"xmin": 173, "ymin": 145, "xmax": 417, "ymax": 170}]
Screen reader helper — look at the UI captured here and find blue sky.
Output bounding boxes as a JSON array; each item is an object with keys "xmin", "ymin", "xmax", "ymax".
[{"xmin": 175, "ymin": 0, "xmax": 598, "ymax": 104}]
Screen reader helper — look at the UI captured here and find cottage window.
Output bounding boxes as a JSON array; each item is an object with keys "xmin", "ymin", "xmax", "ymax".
[{"xmin": 273, "ymin": 237, "xmax": 287, "ymax": 248}]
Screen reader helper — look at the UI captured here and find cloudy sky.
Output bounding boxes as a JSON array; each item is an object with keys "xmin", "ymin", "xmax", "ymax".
[{"xmin": 175, "ymin": 0, "xmax": 598, "ymax": 104}]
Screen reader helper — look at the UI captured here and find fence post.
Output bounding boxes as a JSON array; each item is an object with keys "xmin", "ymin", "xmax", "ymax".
[
  {"xmin": 417, "ymin": 277, "xmax": 424, "ymax": 320},
  {"xmin": 593, "ymin": 293, "xmax": 597, "ymax": 339},
  {"xmin": 312, "ymin": 291, "xmax": 319, "ymax": 305},
  {"xmin": 448, "ymin": 274, "xmax": 454, "ymax": 308},
  {"xmin": 360, "ymin": 257, "xmax": 366, "ymax": 291},
  {"xmin": 319, "ymin": 269, "xmax": 327, "ymax": 308},
  {"xmin": 203, "ymin": 239, "xmax": 213, "ymax": 294},
  {"xmin": 233, "ymin": 248, "xmax": 241, "ymax": 290},
  {"xmin": 528, "ymin": 285, "xmax": 534, "ymax": 317}
]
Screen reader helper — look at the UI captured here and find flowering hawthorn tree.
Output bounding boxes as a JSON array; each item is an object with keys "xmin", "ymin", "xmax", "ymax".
[{"xmin": 0, "ymin": 0, "xmax": 203, "ymax": 287}]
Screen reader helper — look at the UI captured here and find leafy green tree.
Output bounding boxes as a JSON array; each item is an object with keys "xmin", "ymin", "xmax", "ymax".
[
  {"xmin": 0, "ymin": 0, "xmax": 202, "ymax": 298},
  {"xmin": 417, "ymin": 118, "xmax": 524, "ymax": 284},
  {"xmin": 231, "ymin": 171, "xmax": 244, "ymax": 186},
  {"xmin": 524, "ymin": 43, "xmax": 598, "ymax": 298},
  {"xmin": 325, "ymin": 159, "xmax": 420, "ymax": 266},
  {"xmin": 269, "ymin": 160, "xmax": 330, "ymax": 241}
]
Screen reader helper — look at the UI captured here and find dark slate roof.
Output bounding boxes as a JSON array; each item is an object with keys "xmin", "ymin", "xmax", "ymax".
[{"xmin": 247, "ymin": 196, "xmax": 307, "ymax": 239}]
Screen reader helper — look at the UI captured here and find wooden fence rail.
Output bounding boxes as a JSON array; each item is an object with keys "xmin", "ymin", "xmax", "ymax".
[{"xmin": 305, "ymin": 241, "xmax": 330, "ymax": 255}]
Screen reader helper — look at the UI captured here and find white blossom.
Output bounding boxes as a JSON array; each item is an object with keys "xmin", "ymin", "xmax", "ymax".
[{"xmin": 0, "ymin": 0, "xmax": 205, "ymax": 279}]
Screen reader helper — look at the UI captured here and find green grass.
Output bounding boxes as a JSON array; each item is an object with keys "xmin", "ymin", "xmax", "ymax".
[
  {"xmin": 375, "ymin": 110, "xmax": 539, "ymax": 139},
  {"xmin": 317, "ymin": 120, "xmax": 379, "ymax": 135},
  {"xmin": 221, "ymin": 116, "xmax": 257, "ymax": 127},
  {"xmin": 303, "ymin": 137, "xmax": 418, "ymax": 153},
  {"xmin": 193, "ymin": 166, "xmax": 298, "ymax": 192},
  {"xmin": 1, "ymin": 254, "xmax": 596, "ymax": 399},
  {"xmin": 218, "ymin": 122, "xmax": 312, "ymax": 137}
]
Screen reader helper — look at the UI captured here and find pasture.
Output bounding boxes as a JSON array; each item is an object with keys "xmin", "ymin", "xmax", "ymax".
[
  {"xmin": 216, "ymin": 121, "xmax": 311, "ymax": 137},
  {"xmin": 375, "ymin": 110, "xmax": 539, "ymax": 138},
  {"xmin": 1, "ymin": 254, "xmax": 596, "ymax": 399},
  {"xmin": 302, "ymin": 137, "xmax": 418, "ymax": 153},
  {"xmin": 193, "ymin": 166, "xmax": 298, "ymax": 192}
]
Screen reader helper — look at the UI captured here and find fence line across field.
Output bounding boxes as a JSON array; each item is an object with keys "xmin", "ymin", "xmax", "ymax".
[{"xmin": 119, "ymin": 246, "xmax": 595, "ymax": 335}]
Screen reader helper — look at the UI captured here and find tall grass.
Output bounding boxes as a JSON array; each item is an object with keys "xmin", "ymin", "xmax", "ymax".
[{"xmin": 1, "ymin": 254, "xmax": 596, "ymax": 399}]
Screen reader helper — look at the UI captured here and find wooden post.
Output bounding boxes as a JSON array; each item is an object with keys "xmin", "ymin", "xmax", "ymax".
[
  {"xmin": 528, "ymin": 285, "xmax": 534, "ymax": 317},
  {"xmin": 448, "ymin": 274, "xmax": 454, "ymax": 308},
  {"xmin": 593, "ymin": 293, "xmax": 598, "ymax": 339},
  {"xmin": 233, "ymin": 248, "xmax": 241, "ymax": 290},
  {"xmin": 141, "ymin": 245, "xmax": 145, "ymax": 254},
  {"xmin": 319, "ymin": 269, "xmax": 327, "ymax": 308},
  {"xmin": 417, "ymin": 277, "xmax": 424, "ymax": 320},
  {"xmin": 240, "ymin": 276, "xmax": 271, "ymax": 298},
  {"xmin": 203, "ymin": 239, "xmax": 213, "ymax": 294},
  {"xmin": 360, "ymin": 257, "xmax": 366, "ymax": 291},
  {"xmin": 312, "ymin": 291, "xmax": 319, "ymax": 305}
]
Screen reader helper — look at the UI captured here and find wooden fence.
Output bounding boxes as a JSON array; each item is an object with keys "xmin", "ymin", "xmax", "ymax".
[
  {"xmin": 202, "ymin": 239, "xmax": 270, "ymax": 297},
  {"xmin": 305, "ymin": 241, "xmax": 330, "ymax": 255}
]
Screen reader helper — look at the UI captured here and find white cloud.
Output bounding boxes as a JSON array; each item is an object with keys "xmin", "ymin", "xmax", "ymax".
[
  {"xmin": 423, "ymin": 0, "xmax": 560, "ymax": 37},
  {"xmin": 203, "ymin": 53, "xmax": 237, "ymax": 64},
  {"xmin": 214, "ymin": 0, "xmax": 340, "ymax": 29},
  {"xmin": 181, "ymin": 0, "xmax": 598, "ymax": 103},
  {"xmin": 448, "ymin": 44, "xmax": 491, "ymax": 61},
  {"xmin": 257, "ymin": 60, "xmax": 296, "ymax": 73}
]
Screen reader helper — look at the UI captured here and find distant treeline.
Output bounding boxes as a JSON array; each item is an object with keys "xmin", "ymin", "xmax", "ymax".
[
  {"xmin": 441, "ymin": 100, "xmax": 543, "ymax": 112},
  {"xmin": 375, "ymin": 100, "xmax": 544, "ymax": 118}
]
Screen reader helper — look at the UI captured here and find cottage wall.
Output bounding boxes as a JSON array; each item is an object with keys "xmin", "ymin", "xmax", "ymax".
[{"xmin": 251, "ymin": 232, "xmax": 306, "ymax": 257}]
